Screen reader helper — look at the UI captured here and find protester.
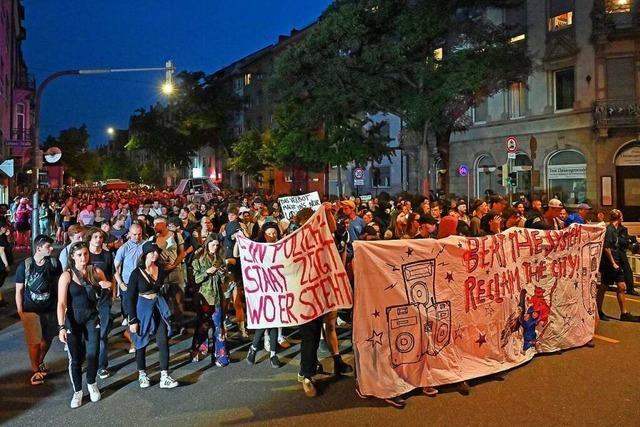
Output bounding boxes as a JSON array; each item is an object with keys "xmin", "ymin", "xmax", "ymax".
[{"xmin": 57, "ymin": 241, "xmax": 112, "ymax": 408}]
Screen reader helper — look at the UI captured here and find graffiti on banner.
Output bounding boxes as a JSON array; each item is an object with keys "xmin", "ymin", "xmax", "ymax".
[
  {"xmin": 237, "ymin": 207, "xmax": 352, "ymax": 329},
  {"xmin": 278, "ymin": 191, "xmax": 322, "ymax": 220},
  {"xmin": 352, "ymin": 224, "xmax": 605, "ymax": 399}
]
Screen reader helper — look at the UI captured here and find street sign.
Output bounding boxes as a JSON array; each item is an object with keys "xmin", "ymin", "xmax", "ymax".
[
  {"xmin": 505, "ymin": 136, "xmax": 519, "ymax": 153},
  {"xmin": 0, "ymin": 159, "xmax": 14, "ymax": 177},
  {"xmin": 353, "ymin": 167, "xmax": 365, "ymax": 180},
  {"xmin": 507, "ymin": 152, "xmax": 516, "ymax": 159},
  {"xmin": 354, "ymin": 179, "xmax": 364, "ymax": 186},
  {"xmin": 457, "ymin": 164, "xmax": 469, "ymax": 177},
  {"xmin": 5, "ymin": 140, "xmax": 30, "ymax": 147}
]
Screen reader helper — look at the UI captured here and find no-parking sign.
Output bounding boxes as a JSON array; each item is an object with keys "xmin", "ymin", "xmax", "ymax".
[{"xmin": 505, "ymin": 136, "xmax": 519, "ymax": 153}]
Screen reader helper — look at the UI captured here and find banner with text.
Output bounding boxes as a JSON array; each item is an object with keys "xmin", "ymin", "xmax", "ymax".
[
  {"xmin": 238, "ymin": 207, "xmax": 352, "ymax": 329},
  {"xmin": 278, "ymin": 191, "xmax": 322, "ymax": 220},
  {"xmin": 353, "ymin": 224, "xmax": 605, "ymax": 398}
]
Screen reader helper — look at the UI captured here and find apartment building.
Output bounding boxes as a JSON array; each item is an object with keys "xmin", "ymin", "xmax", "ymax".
[{"xmin": 448, "ymin": 0, "xmax": 640, "ymax": 219}]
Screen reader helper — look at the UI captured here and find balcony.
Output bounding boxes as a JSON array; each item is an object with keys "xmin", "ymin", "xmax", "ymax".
[
  {"xmin": 593, "ymin": 99, "xmax": 640, "ymax": 132},
  {"xmin": 15, "ymin": 73, "xmax": 35, "ymax": 91},
  {"xmin": 10, "ymin": 128, "xmax": 32, "ymax": 141}
]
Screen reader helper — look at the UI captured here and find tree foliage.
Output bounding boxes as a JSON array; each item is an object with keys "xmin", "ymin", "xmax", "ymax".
[
  {"xmin": 270, "ymin": 0, "xmax": 532, "ymax": 174},
  {"xmin": 127, "ymin": 71, "xmax": 240, "ymax": 167},
  {"xmin": 228, "ymin": 130, "xmax": 269, "ymax": 178}
]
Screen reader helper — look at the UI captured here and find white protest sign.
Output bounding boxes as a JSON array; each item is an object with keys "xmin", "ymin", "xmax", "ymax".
[{"xmin": 278, "ymin": 191, "xmax": 322, "ymax": 220}]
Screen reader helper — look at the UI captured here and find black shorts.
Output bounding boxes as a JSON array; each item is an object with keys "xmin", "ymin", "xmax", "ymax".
[{"xmin": 601, "ymin": 267, "xmax": 625, "ymax": 286}]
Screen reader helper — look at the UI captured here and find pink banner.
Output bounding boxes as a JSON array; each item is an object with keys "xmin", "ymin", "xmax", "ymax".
[
  {"xmin": 237, "ymin": 208, "xmax": 353, "ymax": 329},
  {"xmin": 353, "ymin": 224, "xmax": 605, "ymax": 399}
]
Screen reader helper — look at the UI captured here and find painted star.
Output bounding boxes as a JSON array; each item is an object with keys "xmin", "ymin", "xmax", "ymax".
[
  {"xmin": 457, "ymin": 242, "xmax": 464, "ymax": 248},
  {"xmin": 406, "ymin": 247, "xmax": 414, "ymax": 257},
  {"xmin": 453, "ymin": 325, "xmax": 464, "ymax": 341},
  {"xmin": 366, "ymin": 330, "xmax": 384, "ymax": 348},
  {"xmin": 476, "ymin": 333, "xmax": 487, "ymax": 347},
  {"xmin": 445, "ymin": 272, "xmax": 454, "ymax": 283},
  {"xmin": 372, "ymin": 309, "xmax": 380, "ymax": 318}
]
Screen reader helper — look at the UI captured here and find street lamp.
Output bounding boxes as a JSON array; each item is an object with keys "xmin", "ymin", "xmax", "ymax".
[
  {"xmin": 161, "ymin": 81, "xmax": 174, "ymax": 96},
  {"xmin": 107, "ymin": 127, "xmax": 115, "ymax": 136}
]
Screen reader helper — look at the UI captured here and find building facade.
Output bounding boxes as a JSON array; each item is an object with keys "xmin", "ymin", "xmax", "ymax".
[
  {"xmin": 0, "ymin": 0, "xmax": 34, "ymax": 201},
  {"xmin": 448, "ymin": 0, "xmax": 640, "ymax": 219}
]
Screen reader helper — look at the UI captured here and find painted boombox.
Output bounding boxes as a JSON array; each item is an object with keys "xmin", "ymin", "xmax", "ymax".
[
  {"xmin": 386, "ymin": 260, "xmax": 451, "ymax": 367},
  {"xmin": 581, "ymin": 243, "xmax": 601, "ymax": 316}
]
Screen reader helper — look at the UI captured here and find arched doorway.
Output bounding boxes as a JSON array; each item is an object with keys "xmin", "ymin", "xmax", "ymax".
[
  {"xmin": 615, "ymin": 143, "xmax": 640, "ymax": 219},
  {"xmin": 546, "ymin": 149, "xmax": 587, "ymax": 206},
  {"xmin": 475, "ymin": 154, "xmax": 497, "ymax": 198}
]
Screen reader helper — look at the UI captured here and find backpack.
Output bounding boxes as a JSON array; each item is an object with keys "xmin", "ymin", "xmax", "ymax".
[{"xmin": 22, "ymin": 257, "xmax": 59, "ymax": 313}]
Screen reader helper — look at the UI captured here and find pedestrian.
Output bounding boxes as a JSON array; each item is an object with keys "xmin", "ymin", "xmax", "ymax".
[
  {"xmin": 191, "ymin": 235, "xmax": 230, "ymax": 366},
  {"xmin": 57, "ymin": 241, "xmax": 112, "ymax": 408},
  {"xmin": 126, "ymin": 241, "xmax": 179, "ymax": 389},
  {"xmin": 15, "ymin": 234, "xmax": 61, "ymax": 385},
  {"xmin": 59, "ymin": 224, "xmax": 86, "ymax": 269}
]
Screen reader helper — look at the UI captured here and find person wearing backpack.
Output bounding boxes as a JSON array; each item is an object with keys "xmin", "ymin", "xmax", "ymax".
[{"xmin": 14, "ymin": 234, "xmax": 62, "ymax": 386}]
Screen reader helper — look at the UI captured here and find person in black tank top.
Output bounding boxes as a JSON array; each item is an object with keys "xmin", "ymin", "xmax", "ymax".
[{"xmin": 57, "ymin": 241, "xmax": 112, "ymax": 409}]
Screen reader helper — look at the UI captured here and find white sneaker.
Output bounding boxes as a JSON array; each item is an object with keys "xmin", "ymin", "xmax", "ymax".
[
  {"xmin": 264, "ymin": 333, "xmax": 271, "ymax": 352},
  {"xmin": 336, "ymin": 317, "xmax": 347, "ymax": 327},
  {"xmin": 138, "ymin": 372, "xmax": 150, "ymax": 388},
  {"xmin": 87, "ymin": 383, "xmax": 101, "ymax": 402},
  {"xmin": 159, "ymin": 373, "xmax": 178, "ymax": 389},
  {"xmin": 122, "ymin": 318, "xmax": 129, "ymax": 327},
  {"xmin": 70, "ymin": 391, "xmax": 83, "ymax": 408}
]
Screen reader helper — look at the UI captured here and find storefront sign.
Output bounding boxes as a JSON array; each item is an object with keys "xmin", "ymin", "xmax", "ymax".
[
  {"xmin": 547, "ymin": 164, "xmax": 587, "ymax": 180},
  {"xmin": 615, "ymin": 146, "xmax": 640, "ymax": 166}
]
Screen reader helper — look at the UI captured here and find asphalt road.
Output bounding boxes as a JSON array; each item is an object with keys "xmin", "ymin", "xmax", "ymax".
[{"xmin": 0, "ymin": 261, "xmax": 639, "ymax": 427}]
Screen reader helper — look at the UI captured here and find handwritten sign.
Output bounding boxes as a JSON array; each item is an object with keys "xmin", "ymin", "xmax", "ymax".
[
  {"xmin": 352, "ymin": 224, "xmax": 605, "ymax": 399},
  {"xmin": 278, "ymin": 191, "xmax": 322, "ymax": 220},
  {"xmin": 237, "ymin": 207, "xmax": 352, "ymax": 329}
]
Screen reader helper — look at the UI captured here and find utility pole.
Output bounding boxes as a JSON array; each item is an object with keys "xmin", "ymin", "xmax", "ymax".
[{"xmin": 30, "ymin": 61, "xmax": 175, "ymax": 252}]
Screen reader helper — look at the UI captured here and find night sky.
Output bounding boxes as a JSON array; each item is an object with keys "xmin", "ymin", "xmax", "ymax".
[{"xmin": 23, "ymin": 0, "xmax": 332, "ymax": 148}]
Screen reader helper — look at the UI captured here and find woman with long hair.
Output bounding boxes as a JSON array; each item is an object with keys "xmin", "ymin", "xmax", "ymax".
[
  {"xmin": 246, "ymin": 222, "xmax": 285, "ymax": 368},
  {"xmin": 57, "ymin": 241, "xmax": 112, "ymax": 408},
  {"xmin": 190, "ymin": 235, "xmax": 230, "ymax": 366},
  {"xmin": 126, "ymin": 241, "xmax": 178, "ymax": 389}
]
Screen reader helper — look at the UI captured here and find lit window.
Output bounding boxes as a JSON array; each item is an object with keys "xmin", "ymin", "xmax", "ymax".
[
  {"xmin": 244, "ymin": 73, "xmax": 252, "ymax": 86},
  {"xmin": 433, "ymin": 48, "xmax": 443, "ymax": 61},
  {"xmin": 548, "ymin": 11, "xmax": 573, "ymax": 32},
  {"xmin": 509, "ymin": 34, "xmax": 526, "ymax": 43},
  {"xmin": 606, "ymin": 0, "xmax": 631, "ymax": 13}
]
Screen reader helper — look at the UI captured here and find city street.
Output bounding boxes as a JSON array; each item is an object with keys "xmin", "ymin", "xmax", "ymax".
[{"xmin": 0, "ymin": 265, "xmax": 639, "ymax": 427}]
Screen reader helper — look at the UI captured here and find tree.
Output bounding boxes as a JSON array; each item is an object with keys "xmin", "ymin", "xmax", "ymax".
[
  {"xmin": 139, "ymin": 160, "xmax": 163, "ymax": 187},
  {"xmin": 228, "ymin": 130, "xmax": 269, "ymax": 179},
  {"xmin": 127, "ymin": 71, "xmax": 240, "ymax": 168},
  {"xmin": 270, "ymin": 0, "xmax": 532, "ymax": 192}
]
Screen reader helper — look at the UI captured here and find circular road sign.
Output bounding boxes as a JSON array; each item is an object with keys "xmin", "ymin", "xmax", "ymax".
[
  {"xmin": 505, "ymin": 136, "xmax": 519, "ymax": 153},
  {"xmin": 458, "ymin": 164, "xmax": 469, "ymax": 177},
  {"xmin": 353, "ymin": 167, "xmax": 365, "ymax": 180}
]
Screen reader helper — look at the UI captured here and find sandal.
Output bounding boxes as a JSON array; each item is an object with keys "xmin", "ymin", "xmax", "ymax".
[
  {"xmin": 30, "ymin": 371, "xmax": 45, "ymax": 385},
  {"xmin": 38, "ymin": 363, "xmax": 49, "ymax": 376}
]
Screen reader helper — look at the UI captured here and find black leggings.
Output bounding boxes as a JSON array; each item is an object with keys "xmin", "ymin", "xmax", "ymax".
[
  {"xmin": 67, "ymin": 315, "xmax": 100, "ymax": 392},
  {"xmin": 135, "ymin": 312, "xmax": 169, "ymax": 371},
  {"xmin": 251, "ymin": 328, "xmax": 277, "ymax": 351}
]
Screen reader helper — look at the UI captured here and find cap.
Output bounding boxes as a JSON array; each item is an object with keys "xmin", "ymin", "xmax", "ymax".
[
  {"xmin": 576, "ymin": 203, "xmax": 592, "ymax": 210},
  {"xmin": 547, "ymin": 198, "xmax": 563, "ymax": 208},
  {"xmin": 142, "ymin": 241, "xmax": 162, "ymax": 257},
  {"xmin": 238, "ymin": 206, "xmax": 251, "ymax": 215},
  {"xmin": 341, "ymin": 200, "xmax": 356, "ymax": 210}
]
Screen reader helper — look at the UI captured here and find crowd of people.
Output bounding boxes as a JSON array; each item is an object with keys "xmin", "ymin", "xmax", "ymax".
[{"xmin": 4, "ymin": 187, "xmax": 640, "ymax": 409}]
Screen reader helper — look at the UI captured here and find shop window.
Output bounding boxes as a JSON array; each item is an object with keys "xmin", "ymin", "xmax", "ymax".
[
  {"xmin": 546, "ymin": 149, "xmax": 586, "ymax": 205},
  {"xmin": 555, "ymin": 68, "xmax": 575, "ymax": 111}
]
